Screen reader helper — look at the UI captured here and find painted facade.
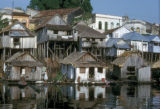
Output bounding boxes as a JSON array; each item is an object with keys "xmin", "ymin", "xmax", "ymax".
[
  {"xmin": 90, "ymin": 14, "xmax": 123, "ymax": 33},
  {"xmin": 61, "ymin": 52, "xmax": 106, "ymax": 83}
]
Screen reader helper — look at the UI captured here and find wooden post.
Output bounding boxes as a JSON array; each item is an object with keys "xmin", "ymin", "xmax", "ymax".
[
  {"xmin": 47, "ymin": 41, "xmax": 49, "ymax": 59},
  {"xmin": 3, "ymin": 48, "xmax": 6, "ymax": 61}
]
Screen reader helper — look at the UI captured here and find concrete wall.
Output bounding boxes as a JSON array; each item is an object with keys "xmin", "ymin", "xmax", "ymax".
[{"xmin": 92, "ymin": 14, "xmax": 123, "ymax": 33}]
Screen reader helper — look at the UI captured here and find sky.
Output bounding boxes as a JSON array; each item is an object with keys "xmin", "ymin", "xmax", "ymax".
[{"xmin": 0, "ymin": 0, "xmax": 159, "ymax": 24}]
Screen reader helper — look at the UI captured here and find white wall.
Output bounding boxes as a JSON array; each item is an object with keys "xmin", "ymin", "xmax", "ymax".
[
  {"xmin": 112, "ymin": 27, "xmax": 130, "ymax": 38},
  {"xmin": 10, "ymin": 37, "xmax": 37, "ymax": 49},
  {"xmin": 75, "ymin": 67, "xmax": 106, "ymax": 83},
  {"xmin": 94, "ymin": 68, "xmax": 106, "ymax": 82},
  {"xmin": 124, "ymin": 22, "xmax": 146, "ymax": 34},
  {"xmin": 75, "ymin": 68, "xmax": 89, "ymax": 83},
  {"xmin": 131, "ymin": 41, "xmax": 148, "ymax": 52},
  {"xmin": 91, "ymin": 14, "xmax": 123, "ymax": 33}
]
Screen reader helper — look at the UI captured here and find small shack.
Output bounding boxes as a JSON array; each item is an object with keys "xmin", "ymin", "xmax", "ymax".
[
  {"xmin": 152, "ymin": 60, "xmax": 160, "ymax": 82},
  {"xmin": 5, "ymin": 52, "xmax": 45, "ymax": 81},
  {"xmin": 60, "ymin": 52, "xmax": 106, "ymax": 83},
  {"xmin": 112, "ymin": 51, "xmax": 151, "ymax": 82}
]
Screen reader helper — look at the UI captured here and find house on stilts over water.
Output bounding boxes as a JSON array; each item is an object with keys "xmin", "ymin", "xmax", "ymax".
[
  {"xmin": 152, "ymin": 60, "xmax": 160, "ymax": 82},
  {"xmin": 0, "ymin": 21, "xmax": 37, "ymax": 61},
  {"xmin": 112, "ymin": 51, "xmax": 151, "ymax": 82},
  {"xmin": 5, "ymin": 52, "xmax": 45, "ymax": 81},
  {"xmin": 36, "ymin": 14, "xmax": 78, "ymax": 60},
  {"xmin": 60, "ymin": 51, "xmax": 106, "ymax": 83},
  {"xmin": 73, "ymin": 22, "xmax": 106, "ymax": 60}
]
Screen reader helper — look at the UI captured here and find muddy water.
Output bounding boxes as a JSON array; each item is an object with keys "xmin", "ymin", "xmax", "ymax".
[{"xmin": 0, "ymin": 83, "xmax": 160, "ymax": 109}]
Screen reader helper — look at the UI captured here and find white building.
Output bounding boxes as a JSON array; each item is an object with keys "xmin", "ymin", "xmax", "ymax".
[
  {"xmin": 124, "ymin": 20, "xmax": 147, "ymax": 34},
  {"xmin": 104, "ymin": 26, "xmax": 131, "ymax": 38},
  {"xmin": 61, "ymin": 52, "xmax": 106, "ymax": 83},
  {"xmin": 90, "ymin": 14, "xmax": 124, "ymax": 33},
  {"xmin": 121, "ymin": 32, "xmax": 149, "ymax": 52}
]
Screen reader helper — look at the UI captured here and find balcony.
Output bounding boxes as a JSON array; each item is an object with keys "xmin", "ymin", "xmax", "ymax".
[{"xmin": 48, "ymin": 34, "xmax": 76, "ymax": 41}]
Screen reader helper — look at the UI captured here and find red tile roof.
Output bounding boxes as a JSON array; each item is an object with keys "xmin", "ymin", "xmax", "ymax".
[{"xmin": 33, "ymin": 7, "xmax": 81, "ymax": 18}]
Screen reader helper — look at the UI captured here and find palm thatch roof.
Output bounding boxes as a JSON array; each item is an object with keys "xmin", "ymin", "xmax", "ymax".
[
  {"xmin": 152, "ymin": 60, "xmax": 160, "ymax": 69},
  {"xmin": 60, "ymin": 51, "xmax": 106, "ymax": 67},
  {"xmin": 112, "ymin": 51, "xmax": 143, "ymax": 67},
  {"xmin": 74, "ymin": 22, "xmax": 106, "ymax": 39},
  {"xmin": 6, "ymin": 52, "xmax": 44, "ymax": 67}
]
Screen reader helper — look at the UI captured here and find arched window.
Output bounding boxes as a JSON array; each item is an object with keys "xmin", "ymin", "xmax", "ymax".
[
  {"xmin": 136, "ymin": 27, "xmax": 140, "ymax": 33},
  {"xmin": 131, "ymin": 27, "xmax": 135, "ymax": 31},
  {"xmin": 105, "ymin": 22, "xmax": 108, "ymax": 31},
  {"xmin": 111, "ymin": 22, "xmax": 114, "ymax": 29},
  {"xmin": 117, "ymin": 23, "xmax": 120, "ymax": 27},
  {"xmin": 98, "ymin": 21, "xmax": 102, "ymax": 30}
]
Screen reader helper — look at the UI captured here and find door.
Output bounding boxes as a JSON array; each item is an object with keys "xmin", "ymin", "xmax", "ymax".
[{"xmin": 89, "ymin": 67, "xmax": 94, "ymax": 78}]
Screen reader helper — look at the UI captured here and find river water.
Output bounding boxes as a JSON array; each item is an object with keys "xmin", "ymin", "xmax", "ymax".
[{"xmin": 0, "ymin": 83, "xmax": 160, "ymax": 109}]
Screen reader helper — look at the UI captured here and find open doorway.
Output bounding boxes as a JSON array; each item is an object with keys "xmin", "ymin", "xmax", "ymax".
[{"xmin": 89, "ymin": 67, "xmax": 94, "ymax": 78}]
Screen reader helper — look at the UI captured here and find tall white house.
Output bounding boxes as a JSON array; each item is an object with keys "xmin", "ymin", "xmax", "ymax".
[{"xmin": 89, "ymin": 14, "xmax": 124, "ymax": 33}]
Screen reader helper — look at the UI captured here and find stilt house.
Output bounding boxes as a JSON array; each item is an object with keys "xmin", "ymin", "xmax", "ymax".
[
  {"xmin": 74, "ymin": 22, "xmax": 106, "ymax": 59},
  {"xmin": 36, "ymin": 14, "xmax": 78, "ymax": 60},
  {"xmin": 61, "ymin": 51, "xmax": 106, "ymax": 83},
  {"xmin": 5, "ymin": 52, "xmax": 44, "ymax": 81},
  {"xmin": 0, "ymin": 22, "xmax": 37, "ymax": 61},
  {"xmin": 112, "ymin": 51, "xmax": 151, "ymax": 82}
]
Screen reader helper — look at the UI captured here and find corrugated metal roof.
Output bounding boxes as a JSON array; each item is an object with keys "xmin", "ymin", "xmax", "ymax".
[
  {"xmin": 106, "ymin": 38, "xmax": 130, "ymax": 49},
  {"xmin": 145, "ymin": 35, "xmax": 160, "ymax": 42},
  {"xmin": 10, "ymin": 31, "xmax": 29, "ymax": 37},
  {"xmin": 121, "ymin": 32, "xmax": 149, "ymax": 42}
]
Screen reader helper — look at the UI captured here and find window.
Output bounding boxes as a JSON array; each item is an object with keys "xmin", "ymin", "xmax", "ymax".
[
  {"xmin": 127, "ymin": 66, "xmax": 135, "ymax": 72},
  {"xmin": 154, "ymin": 43, "xmax": 159, "ymax": 46},
  {"xmin": 4, "ymin": 31, "xmax": 9, "ymax": 35},
  {"xmin": 67, "ymin": 31, "xmax": 71, "ymax": 35},
  {"xmin": 80, "ymin": 68, "xmax": 85, "ymax": 73},
  {"xmin": 111, "ymin": 22, "xmax": 114, "ymax": 29},
  {"xmin": 100, "ymin": 39, "xmax": 103, "ymax": 41},
  {"xmin": 136, "ymin": 27, "xmax": 140, "ymax": 33},
  {"xmin": 131, "ymin": 27, "xmax": 135, "ymax": 31},
  {"xmin": 105, "ymin": 22, "xmax": 108, "ymax": 31},
  {"xmin": 32, "ymin": 67, "xmax": 36, "ymax": 72},
  {"xmin": 98, "ymin": 67, "xmax": 103, "ymax": 73},
  {"xmin": 98, "ymin": 21, "xmax": 102, "ymax": 30},
  {"xmin": 54, "ymin": 30, "xmax": 58, "ymax": 34},
  {"xmin": 13, "ymin": 38, "xmax": 20, "ymax": 44},
  {"xmin": 117, "ymin": 23, "xmax": 120, "ymax": 27}
]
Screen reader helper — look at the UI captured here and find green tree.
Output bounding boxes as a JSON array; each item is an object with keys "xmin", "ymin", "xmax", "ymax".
[
  {"xmin": 0, "ymin": 15, "xmax": 9, "ymax": 31},
  {"xmin": 28, "ymin": 0, "xmax": 92, "ymax": 13}
]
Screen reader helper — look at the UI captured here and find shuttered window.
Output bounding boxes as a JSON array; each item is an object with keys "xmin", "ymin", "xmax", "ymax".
[{"xmin": 80, "ymin": 68, "xmax": 85, "ymax": 73}]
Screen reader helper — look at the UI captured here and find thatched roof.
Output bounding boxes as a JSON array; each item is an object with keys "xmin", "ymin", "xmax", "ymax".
[
  {"xmin": 61, "ymin": 52, "xmax": 87, "ymax": 64},
  {"xmin": 10, "ymin": 61, "xmax": 43, "ymax": 67},
  {"xmin": 152, "ymin": 60, "xmax": 160, "ymax": 69},
  {"xmin": 60, "ymin": 51, "xmax": 106, "ymax": 67},
  {"xmin": 112, "ymin": 51, "xmax": 142, "ymax": 67},
  {"xmin": 74, "ymin": 23, "xmax": 106, "ymax": 39},
  {"xmin": 6, "ymin": 52, "xmax": 43, "ymax": 67}
]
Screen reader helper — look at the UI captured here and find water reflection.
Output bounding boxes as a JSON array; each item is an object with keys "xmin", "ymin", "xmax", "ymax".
[{"xmin": 0, "ymin": 83, "xmax": 160, "ymax": 109}]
